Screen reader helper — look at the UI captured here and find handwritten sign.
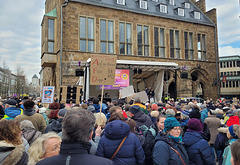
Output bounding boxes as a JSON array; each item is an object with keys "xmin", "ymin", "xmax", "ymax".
[
  {"xmin": 90, "ymin": 54, "xmax": 117, "ymax": 85},
  {"xmin": 119, "ymin": 85, "xmax": 134, "ymax": 98},
  {"xmin": 134, "ymin": 91, "xmax": 149, "ymax": 103}
]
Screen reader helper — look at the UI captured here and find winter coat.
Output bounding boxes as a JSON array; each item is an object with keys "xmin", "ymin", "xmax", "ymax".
[
  {"xmin": 22, "ymin": 128, "xmax": 42, "ymax": 145},
  {"xmin": 204, "ymin": 116, "xmax": 221, "ymax": 144},
  {"xmin": 222, "ymin": 139, "xmax": 237, "ymax": 165},
  {"xmin": 92, "ymin": 104, "xmax": 106, "ymax": 114},
  {"xmin": 132, "ymin": 110, "xmax": 152, "ymax": 129},
  {"xmin": 36, "ymin": 142, "xmax": 113, "ymax": 165},
  {"xmin": 96, "ymin": 120, "xmax": 145, "ymax": 165},
  {"xmin": 132, "ymin": 103, "xmax": 148, "ymax": 114},
  {"xmin": 200, "ymin": 109, "xmax": 208, "ymax": 123},
  {"xmin": 44, "ymin": 118, "xmax": 63, "ymax": 133},
  {"xmin": 2, "ymin": 107, "xmax": 22, "ymax": 120},
  {"xmin": 15, "ymin": 113, "xmax": 47, "ymax": 133},
  {"xmin": 153, "ymin": 131, "xmax": 189, "ymax": 165},
  {"xmin": 183, "ymin": 131, "xmax": 215, "ymax": 165},
  {"xmin": 0, "ymin": 141, "xmax": 28, "ymax": 165}
]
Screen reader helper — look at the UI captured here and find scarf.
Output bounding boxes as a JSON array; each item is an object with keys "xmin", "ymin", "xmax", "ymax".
[{"xmin": 169, "ymin": 134, "xmax": 182, "ymax": 143}]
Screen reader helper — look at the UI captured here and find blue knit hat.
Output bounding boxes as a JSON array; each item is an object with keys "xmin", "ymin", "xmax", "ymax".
[{"xmin": 164, "ymin": 117, "xmax": 180, "ymax": 132}]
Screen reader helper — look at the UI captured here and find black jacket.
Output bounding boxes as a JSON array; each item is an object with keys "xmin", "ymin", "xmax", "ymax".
[
  {"xmin": 44, "ymin": 118, "xmax": 63, "ymax": 133},
  {"xmin": 36, "ymin": 142, "xmax": 113, "ymax": 165}
]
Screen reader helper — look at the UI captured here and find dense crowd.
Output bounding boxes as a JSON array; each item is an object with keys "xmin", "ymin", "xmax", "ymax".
[{"xmin": 0, "ymin": 96, "xmax": 240, "ymax": 165}]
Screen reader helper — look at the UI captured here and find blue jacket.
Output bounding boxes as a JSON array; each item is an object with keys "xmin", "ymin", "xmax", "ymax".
[
  {"xmin": 92, "ymin": 104, "xmax": 106, "ymax": 114},
  {"xmin": 183, "ymin": 131, "xmax": 215, "ymax": 165},
  {"xmin": 3, "ymin": 107, "xmax": 22, "ymax": 120},
  {"xmin": 153, "ymin": 132, "xmax": 189, "ymax": 165},
  {"xmin": 201, "ymin": 109, "xmax": 208, "ymax": 123},
  {"xmin": 96, "ymin": 120, "xmax": 145, "ymax": 165}
]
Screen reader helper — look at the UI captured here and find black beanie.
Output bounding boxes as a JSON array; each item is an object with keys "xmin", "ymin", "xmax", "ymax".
[
  {"xmin": 189, "ymin": 109, "xmax": 201, "ymax": 119},
  {"xmin": 129, "ymin": 105, "xmax": 140, "ymax": 114}
]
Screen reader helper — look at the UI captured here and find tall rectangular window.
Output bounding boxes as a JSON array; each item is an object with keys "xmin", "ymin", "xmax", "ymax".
[
  {"xmin": 100, "ymin": 20, "xmax": 114, "ymax": 53},
  {"xmin": 160, "ymin": 4, "xmax": 167, "ymax": 13},
  {"xmin": 137, "ymin": 25, "xmax": 149, "ymax": 56},
  {"xmin": 170, "ymin": 30, "xmax": 180, "ymax": 59},
  {"xmin": 119, "ymin": 22, "xmax": 132, "ymax": 55},
  {"xmin": 198, "ymin": 34, "xmax": 206, "ymax": 60},
  {"xmin": 80, "ymin": 17, "xmax": 94, "ymax": 52},
  {"xmin": 184, "ymin": 32, "xmax": 194, "ymax": 60},
  {"xmin": 140, "ymin": 0, "xmax": 148, "ymax": 9},
  {"xmin": 154, "ymin": 27, "xmax": 165, "ymax": 57},
  {"xmin": 48, "ymin": 19, "xmax": 54, "ymax": 52}
]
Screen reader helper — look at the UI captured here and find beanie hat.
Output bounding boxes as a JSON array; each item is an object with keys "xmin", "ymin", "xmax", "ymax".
[
  {"xmin": 151, "ymin": 104, "xmax": 158, "ymax": 111},
  {"xmin": 226, "ymin": 116, "xmax": 240, "ymax": 127},
  {"xmin": 188, "ymin": 118, "xmax": 203, "ymax": 131},
  {"xmin": 175, "ymin": 105, "xmax": 181, "ymax": 111},
  {"xmin": 164, "ymin": 117, "xmax": 180, "ymax": 132},
  {"xmin": 39, "ymin": 107, "xmax": 47, "ymax": 114},
  {"xmin": 200, "ymin": 104, "xmax": 206, "ymax": 110},
  {"xmin": 58, "ymin": 109, "xmax": 68, "ymax": 117},
  {"xmin": 166, "ymin": 109, "xmax": 176, "ymax": 117},
  {"xmin": 223, "ymin": 107, "xmax": 230, "ymax": 112},
  {"xmin": 189, "ymin": 109, "xmax": 201, "ymax": 119},
  {"xmin": 4, "ymin": 99, "xmax": 17, "ymax": 106},
  {"xmin": 181, "ymin": 109, "xmax": 190, "ymax": 118},
  {"xmin": 129, "ymin": 105, "xmax": 140, "ymax": 114},
  {"xmin": 87, "ymin": 105, "xmax": 95, "ymax": 113}
]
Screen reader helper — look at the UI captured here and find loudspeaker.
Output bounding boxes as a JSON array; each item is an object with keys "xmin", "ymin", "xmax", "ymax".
[
  {"xmin": 134, "ymin": 68, "xmax": 138, "ymax": 74},
  {"xmin": 60, "ymin": 85, "xmax": 82, "ymax": 104},
  {"xmin": 181, "ymin": 72, "xmax": 188, "ymax": 79},
  {"xmin": 75, "ymin": 69, "xmax": 84, "ymax": 77}
]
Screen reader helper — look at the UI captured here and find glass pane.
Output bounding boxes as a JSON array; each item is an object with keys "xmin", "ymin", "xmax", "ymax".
[
  {"xmin": 184, "ymin": 32, "xmax": 188, "ymax": 49},
  {"xmin": 176, "ymin": 49, "xmax": 180, "ymax": 59},
  {"xmin": 120, "ymin": 44, "xmax": 125, "ymax": 54},
  {"xmin": 137, "ymin": 25, "xmax": 142, "ymax": 44},
  {"xmin": 160, "ymin": 48, "xmax": 165, "ymax": 57},
  {"xmin": 100, "ymin": 20, "xmax": 106, "ymax": 41},
  {"xmin": 202, "ymin": 34, "xmax": 206, "ymax": 51},
  {"xmin": 203, "ymin": 52, "xmax": 206, "ymax": 61},
  {"xmin": 88, "ymin": 18, "xmax": 94, "ymax": 39},
  {"xmin": 48, "ymin": 41, "xmax": 54, "ymax": 52},
  {"xmin": 144, "ymin": 26, "xmax": 149, "ymax": 44},
  {"xmin": 88, "ymin": 41, "xmax": 94, "ymax": 52},
  {"xmin": 170, "ymin": 48, "xmax": 174, "ymax": 58},
  {"xmin": 108, "ymin": 43, "xmax": 114, "ymax": 53},
  {"xmin": 144, "ymin": 46, "xmax": 149, "ymax": 56},
  {"xmin": 80, "ymin": 17, "xmax": 86, "ymax": 38},
  {"xmin": 189, "ymin": 33, "xmax": 193, "ymax": 49},
  {"xmin": 185, "ymin": 50, "xmax": 188, "ymax": 59},
  {"xmin": 155, "ymin": 46, "xmax": 159, "ymax": 57},
  {"xmin": 126, "ymin": 24, "xmax": 131, "ymax": 43},
  {"xmin": 138, "ymin": 45, "xmax": 142, "ymax": 55},
  {"xmin": 48, "ymin": 19, "xmax": 54, "ymax": 40},
  {"xmin": 80, "ymin": 40, "xmax": 86, "ymax": 51},
  {"xmin": 198, "ymin": 51, "xmax": 202, "ymax": 60},
  {"xmin": 198, "ymin": 34, "xmax": 201, "ymax": 50},
  {"xmin": 160, "ymin": 28, "xmax": 164, "ymax": 46},
  {"xmin": 154, "ymin": 27, "xmax": 159, "ymax": 46},
  {"xmin": 108, "ymin": 21, "xmax": 114, "ymax": 41},
  {"xmin": 127, "ymin": 44, "xmax": 132, "ymax": 55},
  {"xmin": 190, "ymin": 50, "xmax": 194, "ymax": 60},
  {"xmin": 119, "ymin": 23, "xmax": 125, "ymax": 43},
  {"xmin": 170, "ymin": 30, "xmax": 174, "ymax": 47},
  {"xmin": 101, "ymin": 42, "xmax": 107, "ymax": 53},
  {"xmin": 175, "ymin": 31, "xmax": 179, "ymax": 48}
]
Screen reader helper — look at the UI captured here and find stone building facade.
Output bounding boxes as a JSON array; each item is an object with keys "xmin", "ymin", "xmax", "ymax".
[{"xmin": 41, "ymin": 0, "xmax": 219, "ymax": 101}]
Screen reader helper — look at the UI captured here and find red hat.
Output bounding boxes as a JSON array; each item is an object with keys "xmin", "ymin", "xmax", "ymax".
[
  {"xmin": 226, "ymin": 116, "xmax": 240, "ymax": 127},
  {"xmin": 151, "ymin": 104, "xmax": 158, "ymax": 111}
]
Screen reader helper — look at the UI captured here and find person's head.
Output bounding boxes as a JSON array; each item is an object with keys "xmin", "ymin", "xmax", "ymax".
[
  {"xmin": 227, "ymin": 125, "xmax": 240, "ymax": 140},
  {"xmin": 20, "ymin": 120, "xmax": 35, "ymax": 130},
  {"xmin": 151, "ymin": 104, "xmax": 158, "ymax": 111},
  {"xmin": 133, "ymin": 97, "xmax": 141, "ymax": 104},
  {"xmin": 93, "ymin": 97, "xmax": 99, "ymax": 104},
  {"xmin": 164, "ymin": 117, "xmax": 181, "ymax": 137},
  {"xmin": 28, "ymin": 132, "xmax": 61, "ymax": 165},
  {"xmin": 156, "ymin": 115, "xmax": 166, "ymax": 131},
  {"xmin": 49, "ymin": 102, "xmax": 60, "ymax": 110},
  {"xmin": 39, "ymin": 107, "xmax": 47, "ymax": 114},
  {"xmin": 81, "ymin": 103, "xmax": 88, "ymax": 110},
  {"xmin": 150, "ymin": 111, "xmax": 159, "ymax": 119},
  {"xmin": 181, "ymin": 109, "xmax": 190, "ymax": 120},
  {"xmin": 94, "ymin": 112, "xmax": 107, "ymax": 128},
  {"xmin": 188, "ymin": 118, "xmax": 203, "ymax": 132},
  {"xmin": 129, "ymin": 105, "xmax": 140, "ymax": 117},
  {"xmin": 0, "ymin": 120, "xmax": 22, "ymax": 145},
  {"xmin": 199, "ymin": 104, "xmax": 206, "ymax": 111},
  {"xmin": 107, "ymin": 112, "xmax": 125, "ymax": 123},
  {"xmin": 109, "ymin": 106, "xmax": 122, "ymax": 115},
  {"xmin": 4, "ymin": 99, "xmax": 17, "ymax": 108},
  {"xmin": 62, "ymin": 108, "xmax": 95, "ymax": 143},
  {"xmin": 165, "ymin": 109, "xmax": 176, "ymax": 117},
  {"xmin": 23, "ymin": 100, "xmax": 35, "ymax": 110},
  {"xmin": 231, "ymin": 139, "xmax": 240, "ymax": 165},
  {"xmin": 189, "ymin": 109, "xmax": 201, "ymax": 119},
  {"xmin": 125, "ymin": 119, "xmax": 136, "ymax": 133},
  {"xmin": 234, "ymin": 110, "xmax": 240, "ymax": 118},
  {"xmin": 124, "ymin": 104, "xmax": 131, "ymax": 112}
]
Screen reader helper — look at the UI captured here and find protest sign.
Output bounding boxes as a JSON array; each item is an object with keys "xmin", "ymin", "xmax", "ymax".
[
  {"xmin": 42, "ymin": 86, "xmax": 55, "ymax": 104},
  {"xmin": 134, "ymin": 91, "xmax": 149, "ymax": 103},
  {"xmin": 119, "ymin": 85, "xmax": 134, "ymax": 98}
]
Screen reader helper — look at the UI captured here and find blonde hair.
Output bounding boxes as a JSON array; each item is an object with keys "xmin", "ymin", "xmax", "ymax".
[
  {"xmin": 150, "ymin": 111, "xmax": 160, "ymax": 119},
  {"xmin": 94, "ymin": 112, "xmax": 107, "ymax": 128},
  {"xmin": 28, "ymin": 132, "xmax": 61, "ymax": 165}
]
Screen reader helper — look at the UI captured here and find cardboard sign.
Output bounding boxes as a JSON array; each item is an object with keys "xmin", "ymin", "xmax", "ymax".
[
  {"xmin": 42, "ymin": 86, "xmax": 55, "ymax": 104},
  {"xmin": 233, "ymin": 97, "xmax": 238, "ymax": 105},
  {"xmin": 90, "ymin": 54, "xmax": 117, "ymax": 85},
  {"xmin": 119, "ymin": 85, "xmax": 134, "ymax": 98},
  {"xmin": 134, "ymin": 91, "xmax": 149, "ymax": 103}
]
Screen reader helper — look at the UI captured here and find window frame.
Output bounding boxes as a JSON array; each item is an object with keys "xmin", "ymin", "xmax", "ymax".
[
  {"xmin": 184, "ymin": 32, "xmax": 194, "ymax": 60},
  {"xmin": 170, "ymin": 29, "xmax": 180, "ymax": 59},
  {"xmin": 140, "ymin": 0, "xmax": 148, "ymax": 9},
  {"xmin": 160, "ymin": 4, "xmax": 168, "ymax": 13},
  {"xmin": 100, "ymin": 19, "xmax": 115, "ymax": 54},
  {"xmin": 119, "ymin": 22, "xmax": 132, "ymax": 55},
  {"xmin": 117, "ymin": 0, "xmax": 125, "ymax": 5},
  {"xmin": 194, "ymin": 11, "xmax": 201, "ymax": 19},
  {"xmin": 47, "ymin": 18, "xmax": 55, "ymax": 53},
  {"xmin": 154, "ymin": 27, "xmax": 165, "ymax": 58},
  {"xmin": 137, "ymin": 24, "xmax": 150, "ymax": 56},
  {"xmin": 177, "ymin": 8, "xmax": 185, "ymax": 16},
  {"xmin": 197, "ymin": 34, "xmax": 207, "ymax": 61}
]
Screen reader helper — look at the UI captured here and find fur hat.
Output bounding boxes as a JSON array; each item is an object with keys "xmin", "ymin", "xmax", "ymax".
[
  {"xmin": 164, "ymin": 117, "xmax": 180, "ymax": 132},
  {"xmin": 129, "ymin": 105, "xmax": 140, "ymax": 114},
  {"xmin": 188, "ymin": 118, "xmax": 203, "ymax": 131}
]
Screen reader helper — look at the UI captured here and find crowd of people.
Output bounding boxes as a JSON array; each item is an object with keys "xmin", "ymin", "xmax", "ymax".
[{"xmin": 0, "ymin": 95, "xmax": 240, "ymax": 165}]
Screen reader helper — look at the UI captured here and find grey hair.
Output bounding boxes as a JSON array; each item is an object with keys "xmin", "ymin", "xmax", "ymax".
[
  {"xmin": 20, "ymin": 120, "xmax": 35, "ymax": 130},
  {"xmin": 134, "ymin": 97, "xmax": 141, "ymax": 103},
  {"xmin": 62, "ymin": 108, "xmax": 95, "ymax": 143}
]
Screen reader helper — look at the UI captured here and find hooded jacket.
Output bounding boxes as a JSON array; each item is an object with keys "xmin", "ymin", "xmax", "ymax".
[
  {"xmin": 44, "ymin": 118, "xmax": 63, "ymax": 133},
  {"xmin": 153, "ymin": 131, "xmax": 189, "ymax": 165},
  {"xmin": 132, "ymin": 110, "xmax": 152, "ymax": 129},
  {"xmin": 2, "ymin": 107, "xmax": 22, "ymax": 120},
  {"xmin": 22, "ymin": 128, "xmax": 42, "ymax": 145},
  {"xmin": 96, "ymin": 120, "xmax": 145, "ymax": 165},
  {"xmin": 183, "ymin": 131, "xmax": 215, "ymax": 165},
  {"xmin": 0, "ymin": 141, "xmax": 28, "ymax": 165}
]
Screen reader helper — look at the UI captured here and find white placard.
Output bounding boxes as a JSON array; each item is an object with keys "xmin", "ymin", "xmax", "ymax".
[
  {"xmin": 134, "ymin": 91, "xmax": 149, "ymax": 103},
  {"xmin": 119, "ymin": 85, "xmax": 134, "ymax": 98},
  {"xmin": 42, "ymin": 86, "xmax": 55, "ymax": 104}
]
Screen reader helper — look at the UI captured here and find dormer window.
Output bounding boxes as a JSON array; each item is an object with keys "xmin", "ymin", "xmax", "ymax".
[
  {"xmin": 177, "ymin": 8, "xmax": 185, "ymax": 16},
  {"xmin": 160, "ymin": 4, "xmax": 167, "ymax": 13},
  {"xmin": 194, "ymin": 11, "xmax": 201, "ymax": 19},
  {"xmin": 169, "ymin": 0, "xmax": 175, "ymax": 5},
  {"xmin": 185, "ymin": 3, "xmax": 190, "ymax": 8},
  {"xmin": 140, "ymin": 0, "xmax": 147, "ymax": 9},
  {"xmin": 117, "ymin": 0, "xmax": 125, "ymax": 5}
]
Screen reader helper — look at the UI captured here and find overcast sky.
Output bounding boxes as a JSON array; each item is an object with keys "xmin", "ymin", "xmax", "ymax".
[{"xmin": 0, "ymin": 0, "xmax": 239, "ymax": 82}]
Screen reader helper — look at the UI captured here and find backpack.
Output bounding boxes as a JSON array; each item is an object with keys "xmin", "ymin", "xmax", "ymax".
[{"xmin": 139, "ymin": 125, "xmax": 156, "ymax": 137}]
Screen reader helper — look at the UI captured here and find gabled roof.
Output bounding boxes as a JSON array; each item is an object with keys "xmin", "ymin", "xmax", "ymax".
[
  {"xmin": 70, "ymin": 0, "xmax": 215, "ymax": 26},
  {"xmin": 32, "ymin": 74, "xmax": 38, "ymax": 78}
]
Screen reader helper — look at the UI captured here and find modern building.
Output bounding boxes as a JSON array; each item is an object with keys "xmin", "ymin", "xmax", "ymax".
[
  {"xmin": 41, "ymin": 0, "xmax": 219, "ymax": 101},
  {"xmin": 219, "ymin": 55, "xmax": 240, "ymax": 99}
]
